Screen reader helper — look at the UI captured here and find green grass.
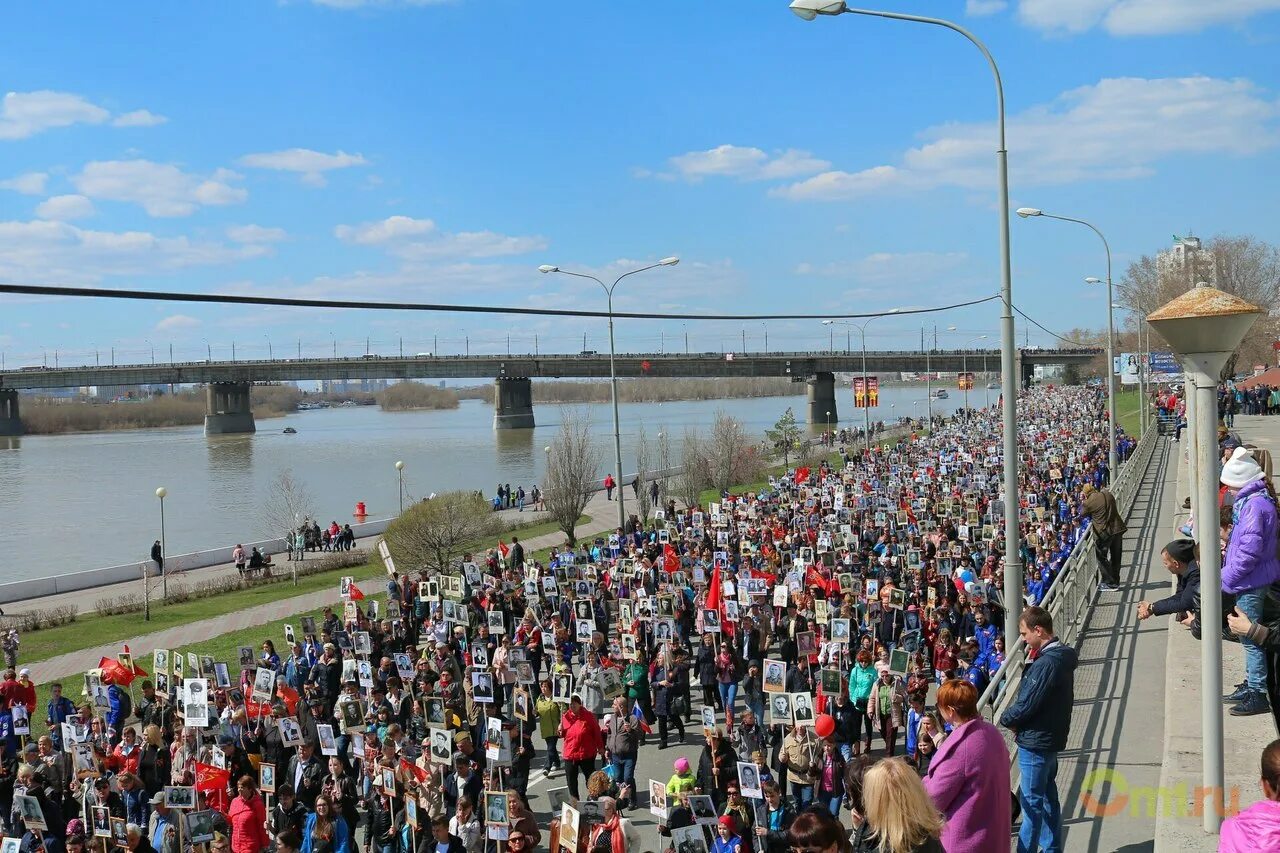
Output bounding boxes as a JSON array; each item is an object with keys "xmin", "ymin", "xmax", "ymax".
[{"xmin": 1115, "ymin": 389, "xmax": 1145, "ymax": 439}]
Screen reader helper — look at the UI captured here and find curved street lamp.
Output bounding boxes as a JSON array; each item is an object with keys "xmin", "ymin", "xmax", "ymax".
[{"xmin": 539, "ymin": 257, "xmax": 680, "ymax": 531}]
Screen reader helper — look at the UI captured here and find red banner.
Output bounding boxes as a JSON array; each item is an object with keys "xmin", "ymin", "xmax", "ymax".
[
  {"xmin": 852, "ymin": 378, "xmax": 866, "ymax": 408},
  {"xmin": 958, "ymin": 372, "xmax": 975, "ymax": 390},
  {"xmin": 194, "ymin": 762, "xmax": 230, "ymax": 792},
  {"xmin": 867, "ymin": 377, "xmax": 879, "ymax": 407}
]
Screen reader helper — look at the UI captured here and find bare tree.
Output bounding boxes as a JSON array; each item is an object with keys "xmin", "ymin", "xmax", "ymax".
[
  {"xmin": 706, "ymin": 410, "xmax": 765, "ymax": 494},
  {"xmin": 383, "ymin": 491, "xmax": 503, "ymax": 575},
  {"xmin": 634, "ymin": 424, "xmax": 652, "ymax": 523},
  {"xmin": 260, "ymin": 468, "xmax": 316, "ymax": 585},
  {"xmin": 675, "ymin": 428, "xmax": 710, "ymax": 508},
  {"xmin": 656, "ymin": 427, "xmax": 673, "ymax": 507},
  {"xmin": 545, "ymin": 410, "xmax": 598, "ymax": 545}
]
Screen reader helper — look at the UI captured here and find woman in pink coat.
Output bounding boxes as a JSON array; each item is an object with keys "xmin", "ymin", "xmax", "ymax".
[
  {"xmin": 1220, "ymin": 738, "xmax": 1280, "ymax": 852},
  {"xmin": 922, "ymin": 679, "xmax": 1011, "ymax": 853}
]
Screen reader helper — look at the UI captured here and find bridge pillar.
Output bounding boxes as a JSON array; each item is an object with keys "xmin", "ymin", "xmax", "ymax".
[
  {"xmin": 806, "ymin": 372, "xmax": 838, "ymax": 426},
  {"xmin": 204, "ymin": 381, "xmax": 256, "ymax": 435},
  {"xmin": 0, "ymin": 389, "xmax": 22, "ymax": 436},
  {"xmin": 493, "ymin": 377, "xmax": 535, "ymax": 430}
]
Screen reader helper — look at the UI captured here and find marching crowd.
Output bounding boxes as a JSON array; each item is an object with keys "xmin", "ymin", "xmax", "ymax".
[{"xmin": 2, "ymin": 385, "xmax": 1136, "ymax": 853}]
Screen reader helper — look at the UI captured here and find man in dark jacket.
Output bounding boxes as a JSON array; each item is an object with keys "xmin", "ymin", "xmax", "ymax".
[
  {"xmin": 1138, "ymin": 539, "xmax": 1200, "ymax": 625},
  {"xmin": 284, "ymin": 742, "xmax": 325, "ymax": 810},
  {"xmin": 1082, "ymin": 483, "xmax": 1127, "ymax": 591},
  {"xmin": 418, "ymin": 816, "xmax": 466, "ymax": 853},
  {"xmin": 1000, "ymin": 606, "xmax": 1076, "ymax": 853}
]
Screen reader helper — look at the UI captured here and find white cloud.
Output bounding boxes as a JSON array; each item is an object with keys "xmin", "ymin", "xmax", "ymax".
[
  {"xmin": 0, "ymin": 91, "xmax": 109, "ymax": 140},
  {"xmin": 1017, "ymin": 0, "xmax": 1280, "ymax": 35},
  {"xmin": 334, "ymin": 215, "xmax": 546, "ymax": 259},
  {"xmin": 237, "ymin": 148, "xmax": 368, "ymax": 186},
  {"xmin": 35, "ymin": 194, "xmax": 95, "ymax": 221},
  {"xmin": 773, "ymin": 76, "xmax": 1279, "ymax": 201},
  {"xmin": 72, "ymin": 159, "xmax": 247, "ymax": 217},
  {"xmin": 112, "ymin": 109, "xmax": 168, "ymax": 127},
  {"xmin": 156, "ymin": 314, "xmax": 201, "ymax": 331},
  {"xmin": 0, "ymin": 172, "xmax": 48, "ymax": 195},
  {"xmin": 966, "ymin": 0, "xmax": 1009, "ymax": 14},
  {"xmin": 0, "ymin": 91, "xmax": 165, "ymax": 140},
  {"xmin": 795, "ymin": 252, "xmax": 970, "ymax": 284},
  {"xmin": 227, "ymin": 224, "xmax": 287, "ymax": 244},
  {"xmin": 0, "ymin": 219, "xmax": 269, "ymax": 284},
  {"xmin": 661, "ymin": 144, "xmax": 831, "ymax": 182}
]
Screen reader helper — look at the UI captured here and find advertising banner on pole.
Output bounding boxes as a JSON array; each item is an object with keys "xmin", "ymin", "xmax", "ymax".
[
  {"xmin": 958, "ymin": 373, "xmax": 975, "ymax": 390},
  {"xmin": 867, "ymin": 377, "xmax": 879, "ymax": 407},
  {"xmin": 852, "ymin": 378, "xmax": 866, "ymax": 408}
]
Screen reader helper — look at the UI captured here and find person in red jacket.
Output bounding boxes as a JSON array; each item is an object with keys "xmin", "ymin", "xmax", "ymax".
[
  {"xmin": 228, "ymin": 775, "xmax": 269, "ymax": 853},
  {"xmin": 558, "ymin": 694, "xmax": 605, "ymax": 801}
]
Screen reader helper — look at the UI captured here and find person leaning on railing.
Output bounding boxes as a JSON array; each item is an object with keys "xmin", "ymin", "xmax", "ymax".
[{"xmin": 1136, "ymin": 539, "xmax": 1199, "ymax": 629}]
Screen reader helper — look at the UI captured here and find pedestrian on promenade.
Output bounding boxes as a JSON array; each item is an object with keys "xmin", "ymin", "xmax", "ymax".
[
  {"xmin": 1136, "ymin": 539, "xmax": 1199, "ymax": 627},
  {"xmin": 1219, "ymin": 738, "xmax": 1280, "ymax": 851},
  {"xmin": 1221, "ymin": 445, "xmax": 1280, "ymax": 716},
  {"xmin": 150, "ymin": 540, "xmax": 163, "ymax": 577},
  {"xmin": 604, "ymin": 474, "xmax": 615, "ymax": 501},
  {"xmin": 922, "ymin": 679, "xmax": 1011, "ymax": 853},
  {"xmin": 1082, "ymin": 483, "xmax": 1126, "ymax": 592},
  {"xmin": 999, "ymin": 606, "xmax": 1076, "ymax": 853}
]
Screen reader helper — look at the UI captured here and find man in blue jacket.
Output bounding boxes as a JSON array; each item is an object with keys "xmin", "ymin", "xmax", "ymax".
[{"xmin": 1000, "ymin": 606, "xmax": 1076, "ymax": 853}]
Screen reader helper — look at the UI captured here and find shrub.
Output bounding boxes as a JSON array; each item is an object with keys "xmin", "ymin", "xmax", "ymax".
[{"xmin": 7, "ymin": 605, "xmax": 78, "ymax": 632}]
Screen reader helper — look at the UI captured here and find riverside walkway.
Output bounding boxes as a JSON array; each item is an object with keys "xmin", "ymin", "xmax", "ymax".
[{"xmin": 14, "ymin": 489, "xmax": 619, "ymax": 683}]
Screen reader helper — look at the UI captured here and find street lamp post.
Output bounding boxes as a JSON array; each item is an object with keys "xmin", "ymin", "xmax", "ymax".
[
  {"xmin": 155, "ymin": 487, "xmax": 168, "ymax": 599},
  {"xmin": 395, "ymin": 460, "xmax": 405, "ymax": 514},
  {"xmin": 1017, "ymin": 208, "xmax": 1118, "ymax": 481},
  {"xmin": 793, "ymin": 0, "xmax": 1021, "ymax": 643},
  {"xmin": 826, "ymin": 410, "xmax": 832, "ymax": 444},
  {"xmin": 824, "ymin": 309, "xmax": 900, "ymax": 455},
  {"xmin": 1148, "ymin": 283, "xmax": 1263, "ymax": 834},
  {"xmin": 539, "ymin": 257, "xmax": 680, "ymax": 531}
]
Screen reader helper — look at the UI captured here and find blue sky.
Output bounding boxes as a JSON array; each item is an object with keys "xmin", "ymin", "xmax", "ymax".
[{"xmin": 1, "ymin": 0, "xmax": 1277, "ymax": 367}]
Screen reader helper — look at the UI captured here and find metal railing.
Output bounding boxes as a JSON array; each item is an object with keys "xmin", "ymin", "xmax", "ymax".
[{"xmin": 977, "ymin": 424, "xmax": 1161, "ymax": 741}]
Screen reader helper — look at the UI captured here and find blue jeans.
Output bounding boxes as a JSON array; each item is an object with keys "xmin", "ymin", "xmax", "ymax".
[
  {"xmin": 718, "ymin": 681, "xmax": 738, "ymax": 713},
  {"xmin": 749, "ymin": 702, "xmax": 765, "ymax": 728},
  {"xmin": 837, "ymin": 743, "xmax": 854, "ymax": 762},
  {"xmin": 611, "ymin": 754, "xmax": 637, "ymax": 794},
  {"xmin": 1237, "ymin": 587, "xmax": 1269, "ymax": 691},
  {"xmin": 790, "ymin": 783, "xmax": 813, "ymax": 810},
  {"xmin": 1018, "ymin": 747, "xmax": 1062, "ymax": 853},
  {"xmin": 817, "ymin": 789, "xmax": 842, "ymax": 817}
]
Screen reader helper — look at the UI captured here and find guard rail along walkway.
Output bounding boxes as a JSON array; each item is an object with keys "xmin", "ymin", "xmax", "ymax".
[{"xmin": 977, "ymin": 424, "xmax": 1160, "ymax": 743}]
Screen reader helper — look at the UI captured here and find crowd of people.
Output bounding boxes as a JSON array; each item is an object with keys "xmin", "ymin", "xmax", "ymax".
[{"xmin": 2, "ymin": 384, "xmax": 1148, "ymax": 853}]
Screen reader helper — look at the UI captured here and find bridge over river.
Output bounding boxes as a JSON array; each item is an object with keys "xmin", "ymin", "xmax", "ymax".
[{"xmin": 0, "ymin": 347, "xmax": 1098, "ymax": 434}]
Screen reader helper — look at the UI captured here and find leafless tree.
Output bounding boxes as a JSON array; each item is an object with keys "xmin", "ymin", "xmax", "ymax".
[
  {"xmin": 674, "ymin": 428, "xmax": 709, "ymax": 509},
  {"xmin": 383, "ymin": 490, "xmax": 503, "ymax": 575},
  {"xmin": 656, "ymin": 427, "xmax": 673, "ymax": 508},
  {"xmin": 705, "ymin": 410, "xmax": 765, "ymax": 494},
  {"xmin": 635, "ymin": 424, "xmax": 652, "ymax": 523},
  {"xmin": 260, "ymin": 468, "xmax": 316, "ymax": 585},
  {"xmin": 544, "ymin": 410, "xmax": 598, "ymax": 545}
]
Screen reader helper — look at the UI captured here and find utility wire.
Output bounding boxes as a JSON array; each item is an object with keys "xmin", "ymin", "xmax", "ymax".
[
  {"xmin": 1009, "ymin": 301, "xmax": 1090, "ymax": 347},
  {"xmin": 0, "ymin": 282, "xmax": 1001, "ymax": 323}
]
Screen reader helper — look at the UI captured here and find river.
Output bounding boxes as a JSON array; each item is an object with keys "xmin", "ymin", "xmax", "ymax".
[{"xmin": 0, "ymin": 385, "xmax": 973, "ymax": 579}]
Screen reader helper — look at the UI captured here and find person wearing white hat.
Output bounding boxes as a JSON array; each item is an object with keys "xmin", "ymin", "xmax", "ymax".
[{"xmin": 1221, "ymin": 446, "xmax": 1280, "ymax": 716}]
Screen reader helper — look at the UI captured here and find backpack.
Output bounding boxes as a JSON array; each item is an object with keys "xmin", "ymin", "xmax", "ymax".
[{"xmin": 111, "ymin": 684, "xmax": 133, "ymax": 721}]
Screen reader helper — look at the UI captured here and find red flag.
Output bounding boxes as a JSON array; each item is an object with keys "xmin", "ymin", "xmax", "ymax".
[
  {"xmin": 804, "ymin": 565, "xmax": 825, "ymax": 590},
  {"xmin": 705, "ymin": 565, "xmax": 722, "ymax": 613},
  {"xmin": 795, "ymin": 467, "xmax": 810, "ymax": 485},
  {"xmin": 400, "ymin": 757, "xmax": 429, "ymax": 783},
  {"xmin": 194, "ymin": 762, "xmax": 230, "ymax": 792},
  {"xmin": 348, "ymin": 581, "xmax": 365, "ymax": 601},
  {"xmin": 662, "ymin": 544, "xmax": 680, "ymax": 574},
  {"xmin": 498, "ymin": 540, "xmax": 510, "ymax": 560},
  {"xmin": 98, "ymin": 657, "xmax": 137, "ymax": 687}
]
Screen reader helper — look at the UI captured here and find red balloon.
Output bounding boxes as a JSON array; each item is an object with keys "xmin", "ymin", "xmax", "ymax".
[{"xmin": 814, "ymin": 713, "xmax": 835, "ymax": 738}]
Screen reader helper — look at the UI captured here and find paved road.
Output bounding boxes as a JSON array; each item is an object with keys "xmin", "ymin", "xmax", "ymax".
[{"xmin": 21, "ymin": 491, "xmax": 619, "ymax": 684}]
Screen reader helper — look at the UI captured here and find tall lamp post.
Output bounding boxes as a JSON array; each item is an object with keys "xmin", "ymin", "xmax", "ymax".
[
  {"xmin": 395, "ymin": 460, "xmax": 405, "ymax": 514},
  {"xmin": 1016, "ymin": 207, "xmax": 1117, "ymax": 480},
  {"xmin": 792, "ymin": 0, "xmax": 1021, "ymax": 644},
  {"xmin": 1109, "ymin": 281, "xmax": 1150, "ymax": 435},
  {"xmin": 1148, "ymin": 283, "xmax": 1262, "ymax": 834},
  {"xmin": 155, "ymin": 487, "xmax": 168, "ymax": 599},
  {"xmin": 824, "ymin": 309, "xmax": 900, "ymax": 454},
  {"xmin": 539, "ymin": 257, "xmax": 680, "ymax": 531}
]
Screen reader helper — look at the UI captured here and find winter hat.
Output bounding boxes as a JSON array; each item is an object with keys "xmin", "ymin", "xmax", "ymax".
[
  {"xmin": 1165, "ymin": 539, "xmax": 1196, "ymax": 565},
  {"xmin": 718, "ymin": 816, "xmax": 736, "ymax": 829},
  {"xmin": 1221, "ymin": 446, "xmax": 1265, "ymax": 488},
  {"xmin": 674, "ymin": 757, "xmax": 690, "ymax": 773}
]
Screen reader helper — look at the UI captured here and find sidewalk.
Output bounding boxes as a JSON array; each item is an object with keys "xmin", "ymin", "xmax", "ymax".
[
  {"xmin": 20, "ymin": 491, "xmax": 619, "ymax": 684},
  {"xmin": 1154, "ymin": 417, "xmax": 1280, "ymax": 850},
  {"xmin": 1055, "ymin": 437, "xmax": 1173, "ymax": 851}
]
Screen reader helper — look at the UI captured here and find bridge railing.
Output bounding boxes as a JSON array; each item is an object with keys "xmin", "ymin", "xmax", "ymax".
[{"xmin": 976, "ymin": 423, "xmax": 1160, "ymax": 748}]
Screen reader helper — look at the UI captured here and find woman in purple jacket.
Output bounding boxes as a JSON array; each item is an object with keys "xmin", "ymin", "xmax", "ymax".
[
  {"xmin": 922, "ymin": 679, "xmax": 1011, "ymax": 853},
  {"xmin": 1221, "ymin": 446, "xmax": 1280, "ymax": 717}
]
